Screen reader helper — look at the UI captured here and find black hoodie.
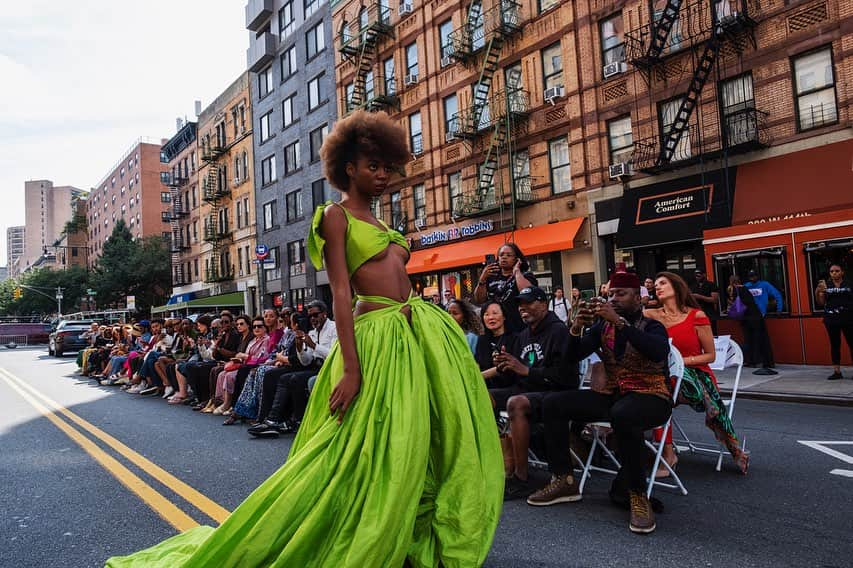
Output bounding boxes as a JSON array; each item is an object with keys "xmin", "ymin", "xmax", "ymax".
[{"xmin": 517, "ymin": 311, "xmax": 578, "ymax": 391}]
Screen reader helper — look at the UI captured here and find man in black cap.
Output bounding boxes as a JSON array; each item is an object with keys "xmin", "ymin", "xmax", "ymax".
[
  {"xmin": 491, "ymin": 285, "xmax": 578, "ymax": 500},
  {"xmin": 690, "ymin": 268, "xmax": 721, "ymax": 335}
]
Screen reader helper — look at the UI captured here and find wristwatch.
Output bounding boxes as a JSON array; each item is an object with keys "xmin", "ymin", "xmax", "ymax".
[{"xmin": 614, "ymin": 316, "xmax": 628, "ymax": 331}]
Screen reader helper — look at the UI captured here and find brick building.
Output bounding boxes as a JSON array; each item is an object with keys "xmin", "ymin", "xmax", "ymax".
[
  {"xmin": 246, "ymin": 0, "xmax": 339, "ymax": 311},
  {"xmin": 86, "ymin": 139, "xmax": 172, "ymax": 268}
]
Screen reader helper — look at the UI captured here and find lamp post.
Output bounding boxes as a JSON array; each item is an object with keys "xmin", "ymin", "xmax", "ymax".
[{"xmin": 56, "ymin": 287, "xmax": 64, "ymax": 316}]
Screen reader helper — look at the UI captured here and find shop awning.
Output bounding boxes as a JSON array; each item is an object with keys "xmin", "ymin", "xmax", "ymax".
[
  {"xmin": 732, "ymin": 139, "xmax": 853, "ymax": 225},
  {"xmin": 151, "ymin": 291, "xmax": 245, "ymax": 314},
  {"xmin": 406, "ymin": 217, "xmax": 585, "ymax": 274}
]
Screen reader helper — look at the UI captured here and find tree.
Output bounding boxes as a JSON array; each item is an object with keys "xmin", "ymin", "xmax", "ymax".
[{"xmin": 0, "ymin": 267, "xmax": 89, "ymax": 317}]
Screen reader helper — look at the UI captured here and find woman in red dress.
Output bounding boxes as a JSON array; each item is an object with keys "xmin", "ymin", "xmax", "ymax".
[{"xmin": 645, "ymin": 271, "xmax": 749, "ymax": 475}]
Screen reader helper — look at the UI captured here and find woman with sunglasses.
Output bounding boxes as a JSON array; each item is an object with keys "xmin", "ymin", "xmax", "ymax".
[
  {"xmin": 108, "ymin": 111, "xmax": 501, "ymax": 568},
  {"xmin": 212, "ymin": 317, "xmax": 270, "ymax": 417}
]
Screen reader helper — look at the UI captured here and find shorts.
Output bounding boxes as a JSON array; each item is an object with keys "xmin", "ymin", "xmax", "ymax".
[{"xmin": 488, "ymin": 386, "xmax": 548, "ymax": 422}]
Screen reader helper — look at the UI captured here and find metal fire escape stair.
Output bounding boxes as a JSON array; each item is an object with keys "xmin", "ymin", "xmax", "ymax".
[
  {"xmin": 168, "ymin": 181, "xmax": 183, "ymax": 284},
  {"xmin": 350, "ymin": 31, "xmax": 378, "ymax": 109},
  {"xmin": 657, "ymin": 36, "xmax": 721, "ymax": 165},
  {"xmin": 632, "ymin": 0, "xmax": 684, "ymax": 68}
]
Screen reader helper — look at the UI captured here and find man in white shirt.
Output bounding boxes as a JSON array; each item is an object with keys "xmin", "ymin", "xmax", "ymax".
[{"xmin": 296, "ymin": 300, "xmax": 338, "ymax": 368}]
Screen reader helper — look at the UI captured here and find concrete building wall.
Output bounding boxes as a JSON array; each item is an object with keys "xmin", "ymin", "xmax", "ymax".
[
  {"xmin": 6, "ymin": 226, "xmax": 25, "ymax": 278},
  {"xmin": 23, "ymin": 180, "xmax": 84, "ymax": 273}
]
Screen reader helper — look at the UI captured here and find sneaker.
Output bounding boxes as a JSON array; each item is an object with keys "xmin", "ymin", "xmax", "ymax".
[
  {"xmin": 99, "ymin": 378, "xmax": 111, "ymax": 386},
  {"xmin": 629, "ymin": 491, "xmax": 656, "ymax": 534},
  {"xmin": 609, "ymin": 487, "xmax": 664, "ymax": 514},
  {"xmin": 503, "ymin": 475, "xmax": 534, "ymax": 501},
  {"xmin": 526, "ymin": 474, "xmax": 582, "ymax": 506},
  {"xmin": 115, "ymin": 376, "xmax": 130, "ymax": 386},
  {"xmin": 162, "ymin": 386, "xmax": 175, "ymax": 399},
  {"xmin": 248, "ymin": 420, "xmax": 288, "ymax": 438},
  {"xmin": 127, "ymin": 383, "xmax": 144, "ymax": 394},
  {"xmin": 139, "ymin": 385, "xmax": 159, "ymax": 396},
  {"xmin": 827, "ymin": 371, "xmax": 843, "ymax": 381}
]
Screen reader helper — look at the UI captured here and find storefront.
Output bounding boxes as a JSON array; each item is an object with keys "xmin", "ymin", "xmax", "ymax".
[
  {"xmin": 703, "ymin": 139, "xmax": 853, "ymax": 365},
  {"xmin": 152, "ymin": 291, "xmax": 247, "ymax": 317},
  {"xmin": 604, "ymin": 168, "xmax": 736, "ymax": 282},
  {"xmin": 406, "ymin": 217, "xmax": 586, "ymax": 302}
]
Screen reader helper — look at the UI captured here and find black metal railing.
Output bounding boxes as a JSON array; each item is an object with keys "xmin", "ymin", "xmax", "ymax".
[
  {"xmin": 447, "ymin": 1, "xmax": 522, "ymax": 62},
  {"xmin": 204, "ymin": 265, "xmax": 235, "ymax": 283}
]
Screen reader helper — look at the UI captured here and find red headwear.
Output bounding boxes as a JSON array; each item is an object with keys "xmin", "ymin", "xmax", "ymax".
[{"xmin": 608, "ymin": 272, "xmax": 642, "ymax": 290}]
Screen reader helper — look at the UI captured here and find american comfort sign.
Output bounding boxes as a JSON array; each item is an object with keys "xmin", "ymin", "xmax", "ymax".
[
  {"xmin": 419, "ymin": 219, "xmax": 494, "ymax": 246},
  {"xmin": 635, "ymin": 185, "xmax": 713, "ymax": 225}
]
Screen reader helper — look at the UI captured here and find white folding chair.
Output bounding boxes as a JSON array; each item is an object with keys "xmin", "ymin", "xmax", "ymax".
[
  {"xmin": 578, "ymin": 344, "xmax": 688, "ymax": 497},
  {"xmin": 671, "ymin": 339, "xmax": 746, "ymax": 471},
  {"xmin": 498, "ymin": 410, "xmax": 584, "ymax": 473}
]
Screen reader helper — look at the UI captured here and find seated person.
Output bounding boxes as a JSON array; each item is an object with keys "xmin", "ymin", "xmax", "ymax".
[
  {"xmin": 249, "ymin": 301, "xmax": 337, "ymax": 437},
  {"xmin": 527, "ymin": 272, "xmax": 670, "ymax": 535},
  {"xmin": 129, "ymin": 318, "xmax": 174, "ymax": 395},
  {"xmin": 447, "ymin": 299, "xmax": 483, "ymax": 354},
  {"xmin": 212, "ymin": 316, "xmax": 270, "ymax": 417},
  {"xmin": 104, "ymin": 321, "xmax": 151, "ymax": 383},
  {"xmin": 491, "ymin": 286, "xmax": 578, "ymax": 500},
  {"xmin": 475, "ymin": 301, "xmax": 520, "ymax": 387}
]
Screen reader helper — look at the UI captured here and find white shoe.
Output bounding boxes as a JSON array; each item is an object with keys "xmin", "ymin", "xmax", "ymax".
[
  {"xmin": 212, "ymin": 404, "xmax": 227, "ymax": 415},
  {"xmin": 128, "ymin": 381, "xmax": 147, "ymax": 394},
  {"xmin": 162, "ymin": 386, "xmax": 175, "ymax": 399}
]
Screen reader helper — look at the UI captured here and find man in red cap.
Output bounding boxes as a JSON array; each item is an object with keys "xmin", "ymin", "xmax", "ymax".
[{"xmin": 526, "ymin": 272, "xmax": 672, "ymax": 534}]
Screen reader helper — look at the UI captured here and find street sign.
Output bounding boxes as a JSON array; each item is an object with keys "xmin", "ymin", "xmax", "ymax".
[
  {"xmin": 253, "ymin": 259, "xmax": 276, "ymax": 265},
  {"xmin": 126, "ymin": 295, "xmax": 136, "ymax": 311},
  {"xmin": 255, "ymin": 244, "xmax": 269, "ymax": 260}
]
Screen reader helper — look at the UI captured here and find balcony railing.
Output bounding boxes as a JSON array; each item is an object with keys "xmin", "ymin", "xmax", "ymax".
[
  {"xmin": 338, "ymin": 2, "xmax": 395, "ymax": 58},
  {"xmin": 247, "ymin": 31, "xmax": 276, "ymax": 73},
  {"xmin": 170, "ymin": 197, "xmax": 190, "ymax": 218},
  {"xmin": 723, "ymin": 107, "xmax": 770, "ymax": 149},
  {"xmin": 203, "ymin": 223, "xmax": 232, "ymax": 242},
  {"xmin": 170, "ymin": 236, "xmax": 189, "ymax": 253},
  {"xmin": 245, "ymin": 0, "xmax": 273, "ymax": 32},
  {"xmin": 202, "ymin": 185, "xmax": 230, "ymax": 202},
  {"xmin": 450, "ymin": 89, "xmax": 530, "ymax": 140},
  {"xmin": 447, "ymin": 1, "xmax": 522, "ymax": 62},
  {"xmin": 204, "ymin": 265, "xmax": 235, "ymax": 283},
  {"xmin": 798, "ymin": 101, "xmax": 838, "ymax": 131}
]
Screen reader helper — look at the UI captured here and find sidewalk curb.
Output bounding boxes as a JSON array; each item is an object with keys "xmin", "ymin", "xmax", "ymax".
[{"xmin": 719, "ymin": 389, "xmax": 853, "ymax": 407}]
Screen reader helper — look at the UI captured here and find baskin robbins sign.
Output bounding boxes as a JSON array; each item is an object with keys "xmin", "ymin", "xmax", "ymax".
[
  {"xmin": 635, "ymin": 185, "xmax": 713, "ymax": 225},
  {"xmin": 419, "ymin": 219, "xmax": 494, "ymax": 246}
]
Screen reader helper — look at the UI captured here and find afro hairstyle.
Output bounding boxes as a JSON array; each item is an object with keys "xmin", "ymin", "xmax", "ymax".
[{"xmin": 320, "ymin": 110, "xmax": 411, "ymax": 191}]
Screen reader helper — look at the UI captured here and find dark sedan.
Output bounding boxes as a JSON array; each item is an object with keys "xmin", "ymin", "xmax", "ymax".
[{"xmin": 49, "ymin": 321, "xmax": 96, "ymax": 357}]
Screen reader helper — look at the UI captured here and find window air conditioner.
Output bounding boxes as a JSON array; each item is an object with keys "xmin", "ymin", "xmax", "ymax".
[
  {"xmin": 608, "ymin": 162, "xmax": 631, "ymax": 179},
  {"xmin": 404, "ymin": 73, "xmax": 419, "ymax": 86},
  {"xmin": 399, "ymin": 2, "xmax": 413, "ymax": 16},
  {"xmin": 544, "ymin": 85, "xmax": 565, "ymax": 104},
  {"xmin": 603, "ymin": 61, "xmax": 626, "ymax": 79},
  {"xmin": 414, "ymin": 217, "xmax": 426, "ymax": 230},
  {"xmin": 445, "ymin": 130, "xmax": 458, "ymax": 143},
  {"xmin": 441, "ymin": 55, "xmax": 454, "ymax": 67}
]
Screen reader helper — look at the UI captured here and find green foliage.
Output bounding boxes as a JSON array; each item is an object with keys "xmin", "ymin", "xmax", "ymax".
[{"xmin": 0, "ymin": 266, "xmax": 89, "ymax": 317}]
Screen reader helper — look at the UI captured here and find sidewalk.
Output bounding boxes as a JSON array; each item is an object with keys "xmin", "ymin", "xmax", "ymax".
[{"xmin": 714, "ymin": 364, "xmax": 853, "ymax": 406}]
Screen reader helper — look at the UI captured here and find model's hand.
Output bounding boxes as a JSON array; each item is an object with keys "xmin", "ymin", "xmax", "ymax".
[
  {"xmin": 329, "ymin": 370, "xmax": 361, "ymax": 424},
  {"xmin": 595, "ymin": 302, "xmax": 620, "ymax": 324},
  {"xmin": 494, "ymin": 347, "xmax": 528, "ymax": 376}
]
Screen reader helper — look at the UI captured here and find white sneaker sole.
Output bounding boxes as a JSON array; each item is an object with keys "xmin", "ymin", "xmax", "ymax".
[
  {"xmin": 526, "ymin": 494, "xmax": 582, "ymax": 506},
  {"xmin": 629, "ymin": 522, "xmax": 656, "ymax": 534}
]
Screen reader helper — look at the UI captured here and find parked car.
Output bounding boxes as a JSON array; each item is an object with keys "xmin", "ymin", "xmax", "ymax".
[
  {"xmin": 48, "ymin": 321, "xmax": 96, "ymax": 357},
  {"xmin": 0, "ymin": 323, "xmax": 53, "ymax": 345}
]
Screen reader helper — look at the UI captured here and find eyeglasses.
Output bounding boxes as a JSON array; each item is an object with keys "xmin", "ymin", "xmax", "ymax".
[
  {"xmin": 308, "ymin": 312, "xmax": 322, "ymax": 318},
  {"xmin": 235, "ymin": 321, "xmax": 247, "ymax": 326},
  {"xmin": 253, "ymin": 324, "xmax": 266, "ymax": 329},
  {"xmin": 220, "ymin": 319, "xmax": 232, "ymax": 324}
]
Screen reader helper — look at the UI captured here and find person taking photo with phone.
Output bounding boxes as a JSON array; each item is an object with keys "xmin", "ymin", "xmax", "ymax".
[
  {"xmin": 815, "ymin": 264, "xmax": 853, "ymax": 380},
  {"xmin": 474, "ymin": 243, "xmax": 537, "ymax": 333}
]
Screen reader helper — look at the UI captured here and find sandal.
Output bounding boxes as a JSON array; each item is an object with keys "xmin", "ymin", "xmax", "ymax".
[
  {"xmin": 167, "ymin": 395, "xmax": 188, "ymax": 405},
  {"xmin": 222, "ymin": 414, "xmax": 245, "ymax": 425}
]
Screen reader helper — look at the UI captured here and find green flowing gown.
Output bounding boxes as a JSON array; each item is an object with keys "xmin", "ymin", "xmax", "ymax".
[{"xmin": 105, "ymin": 203, "xmax": 503, "ymax": 567}]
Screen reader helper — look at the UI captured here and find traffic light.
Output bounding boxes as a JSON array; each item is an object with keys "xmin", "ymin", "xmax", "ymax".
[{"xmin": 13, "ymin": 287, "xmax": 22, "ymax": 300}]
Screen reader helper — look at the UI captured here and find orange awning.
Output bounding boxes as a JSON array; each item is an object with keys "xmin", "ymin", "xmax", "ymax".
[{"xmin": 407, "ymin": 217, "xmax": 585, "ymax": 274}]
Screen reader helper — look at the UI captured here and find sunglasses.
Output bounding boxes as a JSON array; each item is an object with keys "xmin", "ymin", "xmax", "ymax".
[
  {"xmin": 253, "ymin": 324, "xmax": 266, "ymax": 329},
  {"xmin": 236, "ymin": 321, "xmax": 247, "ymax": 326}
]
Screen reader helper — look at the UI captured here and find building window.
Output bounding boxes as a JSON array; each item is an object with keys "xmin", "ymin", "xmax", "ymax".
[
  {"xmin": 468, "ymin": 1, "xmax": 485, "ymax": 51},
  {"xmin": 390, "ymin": 191, "xmax": 403, "ymax": 231},
  {"xmin": 607, "ymin": 116, "xmax": 633, "ymax": 164},
  {"xmin": 548, "ymin": 136, "xmax": 571, "ymax": 194},
  {"xmin": 288, "ymin": 240, "xmax": 306, "ymax": 276},
  {"xmin": 371, "ymin": 197, "xmax": 383, "ymax": 221},
  {"xmin": 405, "ymin": 43, "xmax": 418, "ymax": 78},
  {"xmin": 258, "ymin": 65, "xmax": 274, "ymax": 98},
  {"xmin": 259, "ymin": 111, "xmax": 273, "ymax": 143},
  {"xmin": 443, "ymin": 93, "xmax": 458, "ymax": 137},
  {"xmin": 413, "ymin": 183, "xmax": 426, "ymax": 223},
  {"xmin": 448, "ymin": 172, "xmax": 462, "ymax": 215},
  {"xmin": 286, "ymin": 190, "xmax": 303, "ymax": 223},
  {"xmin": 513, "ymin": 149, "xmax": 531, "ymax": 199},
  {"xmin": 713, "ymin": 248, "xmax": 789, "ymax": 314},
  {"xmin": 720, "ymin": 73, "xmax": 757, "ymax": 147},
  {"xmin": 279, "ymin": 0, "xmax": 294, "ymax": 37},
  {"xmin": 263, "ymin": 200, "xmax": 277, "ymax": 231},
  {"xmin": 539, "ymin": 0, "xmax": 559, "ymax": 13},
  {"xmin": 261, "ymin": 155, "xmax": 276, "ymax": 185},
  {"xmin": 345, "ymin": 82, "xmax": 355, "ymax": 112},
  {"xmin": 236, "ymin": 200, "xmax": 243, "ymax": 228},
  {"xmin": 383, "ymin": 57, "xmax": 396, "ymax": 96},
  {"xmin": 408, "ymin": 112, "xmax": 423, "ymax": 155},
  {"xmin": 309, "ymin": 124, "xmax": 328, "ymax": 163},
  {"xmin": 306, "ymin": 21, "xmax": 325, "ymax": 59},
  {"xmin": 304, "ymin": 0, "xmax": 320, "ymax": 17},
  {"xmin": 542, "ymin": 42, "xmax": 563, "ymax": 90},
  {"xmin": 284, "ymin": 140, "xmax": 301, "ymax": 174},
  {"xmin": 281, "ymin": 45, "xmax": 297, "ymax": 80},
  {"xmin": 282, "ymin": 94, "xmax": 295, "ymax": 128},
  {"xmin": 160, "ymin": 192, "xmax": 171, "ymax": 203},
  {"xmin": 308, "ymin": 73, "xmax": 325, "ymax": 110},
  {"xmin": 793, "ymin": 47, "xmax": 837, "ymax": 131},
  {"xmin": 312, "ymin": 179, "xmax": 328, "ymax": 208},
  {"xmin": 265, "ymin": 247, "xmax": 281, "ymax": 281},
  {"xmin": 439, "ymin": 19, "xmax": 454, "ymax": 61},
  {"xmin": 600, "ymin": 13, "xmax": 625, "ymax": 71},
  {"xmin": 659, "ymin": 97, "xmax": 691, "ymax": 161},
  {"xmin": 161, "ymin": 211, "xmax": 170, "ymax": 222}
]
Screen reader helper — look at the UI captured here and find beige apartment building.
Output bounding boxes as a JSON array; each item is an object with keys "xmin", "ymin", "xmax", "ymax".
[
  {"xmin": 86, "ymin": 138, "xmax": 172, "ymax": 268},
  {"xmin": 6, "ymin": 226, "xmax": 25, "ymax": 278},
  {"xmin": 196, "ymin": 72, "xmax": 258, "ymax": 315},
  {"xmin": 22, "ymin": 180, "xmax": 86, "ymax": 273}
]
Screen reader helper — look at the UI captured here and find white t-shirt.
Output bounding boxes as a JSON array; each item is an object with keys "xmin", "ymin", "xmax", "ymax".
[{"xmin": 548, "ymin": 297, "xmax": 570, "ymax": 324}]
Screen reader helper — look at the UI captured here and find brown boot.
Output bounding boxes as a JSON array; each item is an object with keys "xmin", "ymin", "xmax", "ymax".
[
  {"xmin": 526, "ymin": 474, "xmax": 581, "ymax": 506},
  {"xmin": 629, "ymin": 491, "xmax": 656, "ymax": 534}
]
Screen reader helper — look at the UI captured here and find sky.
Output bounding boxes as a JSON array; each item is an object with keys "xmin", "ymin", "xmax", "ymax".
[{"xmin": 0, "ymin": 0, "xmax": 249, "ymax": 266}]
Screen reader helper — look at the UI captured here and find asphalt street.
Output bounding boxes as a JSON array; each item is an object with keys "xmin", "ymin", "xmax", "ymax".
[{"xmin": 1, "ymin": 347, "xmax": 851, "ymax": 568}]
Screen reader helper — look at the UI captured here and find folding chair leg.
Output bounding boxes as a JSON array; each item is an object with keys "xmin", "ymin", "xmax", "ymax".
[{"xmin": 578, "ymin": 436, "xmax": 599, "ymax": 494}]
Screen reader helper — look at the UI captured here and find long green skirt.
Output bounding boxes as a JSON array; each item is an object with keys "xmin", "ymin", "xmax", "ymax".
[{"xmin": 105, "ymin": 297, "xmax": 504, "ymax": 567}]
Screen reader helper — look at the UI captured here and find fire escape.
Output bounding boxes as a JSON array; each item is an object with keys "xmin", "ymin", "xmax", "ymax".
[
  {"xmin": 446, "ymin": 0, "xmax": 529, "ymax": 223},
  {"xmin": 167, "ymin": 170, "xmax": 190, "ymax": 285},
  {"xmin": 201, "ymin": 136, "xmax": 233, "ymax": 283},
  {"xmin": 338, "ymin": 2, "xmax": 397, "ymax": 114},
  {"xmin": 625, "ymin": 0, "xmax": 767, "ymax": 172}
]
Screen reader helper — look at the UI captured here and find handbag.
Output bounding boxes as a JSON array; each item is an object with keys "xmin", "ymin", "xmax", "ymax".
[
  {"xmin": 728, "ymin": 295, "xmax": 747, "ymax": 320},
  {"xmin": 224, "ymin": 360, "xmax": 242, "ymax": 372}
]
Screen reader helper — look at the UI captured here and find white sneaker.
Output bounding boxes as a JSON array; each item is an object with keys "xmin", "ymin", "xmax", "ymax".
[
  {"xmin": 162, "ymin": 386, "xmax": 175, "ymax": 399},
  {"xmin": 128, "ymin": 381, "xmax": 147, "ymax": 394}
]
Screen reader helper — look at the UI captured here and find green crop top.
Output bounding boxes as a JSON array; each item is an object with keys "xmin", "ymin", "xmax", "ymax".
[{"xmin": 307, "ymin": 201, "xmax": 410, "ymax": 277}]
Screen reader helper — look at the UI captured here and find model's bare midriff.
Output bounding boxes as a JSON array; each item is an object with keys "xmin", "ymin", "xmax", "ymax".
[{"xmin": 351, "ymin": 243, "xmax": 413, "ymax": 317}]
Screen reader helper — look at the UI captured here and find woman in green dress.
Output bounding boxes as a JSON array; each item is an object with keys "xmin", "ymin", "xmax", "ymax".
[{"xmin": 105, "ymin": 110, "xmax": 503, "ymax": 568}]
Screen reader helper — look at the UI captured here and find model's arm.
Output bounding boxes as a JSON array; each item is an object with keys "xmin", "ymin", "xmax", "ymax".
[{"xmin": 322, "ymin": 206, "xmax": 361, "ymax": 422}]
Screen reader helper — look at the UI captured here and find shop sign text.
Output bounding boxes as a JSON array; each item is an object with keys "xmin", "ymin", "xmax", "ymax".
[
  {"xmin": 746, "ymin": 211, "xmax": 811, "ymax": 225},
  {"xmin": 420, "ymin": 219, "xmax": 494, "ymax": 246},
  {"xmin": 635, "ymin": 185, "xmax": 713, "ymax": 225}
]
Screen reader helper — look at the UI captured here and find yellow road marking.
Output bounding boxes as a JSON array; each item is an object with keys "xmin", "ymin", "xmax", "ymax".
[
  {"xmin": 0, "ymin": 372, "xmax": 199, "ymax": 532},
  {"xmin": 0, "ymin": 367, "xmax": 231, "ymax": 524}
]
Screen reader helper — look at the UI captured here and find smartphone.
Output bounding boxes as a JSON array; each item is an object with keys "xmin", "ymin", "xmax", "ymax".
[{"xmin": 484, "ymin": 253, "xmax": 496, "ymax": 264}]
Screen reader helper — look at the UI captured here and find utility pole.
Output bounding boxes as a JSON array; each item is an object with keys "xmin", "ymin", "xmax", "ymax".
[{"xmin": 55, "ymin": 287, "xmax": 64, "ymax": 316}]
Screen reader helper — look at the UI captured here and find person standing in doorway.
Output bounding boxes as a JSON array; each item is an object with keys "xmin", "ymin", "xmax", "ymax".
[
  {"xmin": 738, "ymin": 272, "xmax": 779, "ymax": 375},
  {"xmin": 690, "ymin": 269, "xmax": 721, "ymax": 335},
  {"xmin": 815, "ymin": 264, "xmax": 853, "ymax": 380}
]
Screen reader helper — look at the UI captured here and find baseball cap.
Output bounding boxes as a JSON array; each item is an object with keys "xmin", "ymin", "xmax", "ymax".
[
  {"xmin": 747, "ymin": 270, "xmax": 758, "ymax": 277},
  {"xmin": 516, "ymin": 286, "xmax": 548, "ymax": 302}
]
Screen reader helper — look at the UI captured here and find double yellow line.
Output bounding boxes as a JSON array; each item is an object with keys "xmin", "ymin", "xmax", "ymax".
[{"xmin": 0, "ymin": 367, "xmax": 231, "ymax": 531}]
